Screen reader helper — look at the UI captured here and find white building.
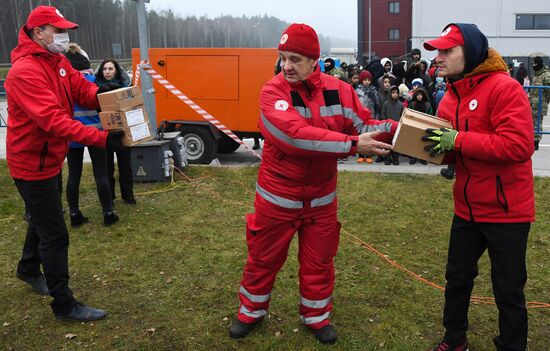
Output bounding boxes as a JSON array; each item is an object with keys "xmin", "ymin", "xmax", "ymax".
[
  {"xmin": 328, "ymin": 48, "xmax": 357, "ymax": 64},
  {"xmin": 411, "ymin": 0, "xmax": 550, "ymax": 60}
]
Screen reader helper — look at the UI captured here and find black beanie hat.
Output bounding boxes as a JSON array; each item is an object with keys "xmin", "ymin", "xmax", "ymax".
[
  {"xmin": 534, "ymin": 56, "xmax": 543, "ymax": 66},
  {"xmin": 63, "ymin": 50, "xmax": 91, "ymax": 71}
]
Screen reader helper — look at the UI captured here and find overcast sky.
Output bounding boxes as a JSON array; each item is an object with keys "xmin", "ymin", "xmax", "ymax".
[{"xmin": 147, "ymin": 0, "xmax": 357, "ymax": 43}]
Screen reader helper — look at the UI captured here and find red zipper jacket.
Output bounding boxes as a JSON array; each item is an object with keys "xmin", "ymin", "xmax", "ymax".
[
  {"xmin": 439, "ymin": 49, "xmax": 535, "ymax": 223},
  {"xmin": 257, "ymin": 66, "xmax": 396, "ymax": 219},
  {"xmin": 5, "ymin": 27, "xmax": 108, "ymax": 181}
]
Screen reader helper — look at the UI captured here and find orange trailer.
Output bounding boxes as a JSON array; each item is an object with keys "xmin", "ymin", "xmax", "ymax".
[{"xmin": 131, "ymin": 48, "xmax": 278, "ymax": 164}]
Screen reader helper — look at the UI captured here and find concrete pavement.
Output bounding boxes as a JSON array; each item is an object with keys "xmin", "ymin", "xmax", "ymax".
[{"xmin": 1, "ymin": 97, "xmax": 550, "ymax": 176}]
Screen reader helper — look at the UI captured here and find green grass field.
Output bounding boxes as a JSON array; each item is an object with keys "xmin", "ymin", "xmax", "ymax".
[{"xmin": 0, "ymin": 161, "xmax": 548, "ymax": 350}]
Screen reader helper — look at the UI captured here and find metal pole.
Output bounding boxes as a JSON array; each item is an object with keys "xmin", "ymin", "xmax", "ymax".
[
  {"xmin": 368, "ymin": 0, "xmax": 372, "ymax": 62},
  {"xmin": 135, "ymin": 0, "xmax": 157, "ymax": 134}
]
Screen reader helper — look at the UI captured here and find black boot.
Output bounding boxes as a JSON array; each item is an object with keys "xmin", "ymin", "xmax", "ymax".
[
  {"xmin": 122, "ymin": 196, "xmax": 136, "ymax": 205},
  {"xmin": 103, "ymin": 211, "xmax": 119, "ymax": 226},
  {"xmin": 535, "ymin": 140, "xmax": 540, "ymax": 151},
  {"xmin": 391, "ymin": 153, "xmax": 400, "ymax": 165},
  {"xmin": 56, "ymin": 302, "xmax": 107, "ymax": 322},
  {"xmin": 375, "ymin": 155, "xmax": 385, "ymax": 163},
  {"xmin": 409, "ymin": 157, "xmax": 417, "ymax": 165},
  {"xmin": 313, "ymin": 325, "xmax": 337, "ymax": 344},
  {"xmin": 16, "ymin": 271, "xmax": 49, "ymax": 295},
  {"xmin": 70, "ymin": 211, "xmax": 89, "ymax": 228},
  {"xmin": 229, "ymin": 319, "xmax": 260, "ymax": 339}
]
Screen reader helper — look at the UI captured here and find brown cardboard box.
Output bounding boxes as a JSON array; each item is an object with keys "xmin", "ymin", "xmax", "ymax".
[
  {"xmin": 97, "ymin": 86, "xmax": 143, "ymax": 112},
  {"xmin": 392, "ymin": 108, "xmax": 453, "ymax": 164},
  {"xmin": 99, "ymin": 105, "xmax": 149, "ymax": 130},
  {"xmin": 121, "ymin": 121, "xmax": 154, "ymax": 147}
]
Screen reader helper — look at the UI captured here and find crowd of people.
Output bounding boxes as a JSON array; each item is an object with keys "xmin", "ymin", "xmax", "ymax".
[{"xmin": 321, "ymin": 48, "xmax": 549, "ymax": 166}]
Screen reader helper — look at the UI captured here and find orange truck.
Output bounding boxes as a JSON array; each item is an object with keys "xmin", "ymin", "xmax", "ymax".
[{"xmin": 131, "ymin": 48, "xmax": 278, "ymax": 164}]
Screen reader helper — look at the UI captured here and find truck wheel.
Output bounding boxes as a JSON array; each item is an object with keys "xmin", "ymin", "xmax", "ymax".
[
  {"xmin": 217, "ymin": 134, "xmax": 240, "ymax": 153},
  {"xmin": 180, "ymin": 126, "xmax": 217, "ymax": 164}
]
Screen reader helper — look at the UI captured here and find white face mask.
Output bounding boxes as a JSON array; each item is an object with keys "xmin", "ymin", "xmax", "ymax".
[{"xmin": 40, "ymin": 29, "xmax": 70, "ymax": 54}]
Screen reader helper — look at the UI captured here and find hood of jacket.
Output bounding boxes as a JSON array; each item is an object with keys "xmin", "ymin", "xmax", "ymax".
[
  {"xmin": 464, "ymin": 47, "xmax": 507, "ymax": 78},
  {"xmin": 380, "ymin": 57, "xmax": 393, "ymax": 72},
  {"xmin": 452, "ymin": 23, "xmax": 488, "ymax": 75},
  {"xmin": 11, "ymin": 26, "xmax": 56, "ymax": 64}
]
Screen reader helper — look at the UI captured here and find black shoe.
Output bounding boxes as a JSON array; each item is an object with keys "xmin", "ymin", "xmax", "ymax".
[
  {"xmin": 313, "ymin": 325, "xmax": 337, "ymax": 345},
  {"xmin": 56, "ymin": 302, "xmax": 107, "ymax": 322},
  {"xmin": 431, "ymin": 340, "xmax": 469, "ymax": 351},
  {"xmin": 419, "ymin": 159, "xmax": 427, "ymax": 165},
  {"xmin": 229, "ymin": 319, "xmax": 260, "ymax": 339},
  {"xmin": 16, "ymin": 271, "xmax": 49, "ymax": 295},
  {"xmin": 440, "ymin": 167, "xmax": 455, "ymax": 180},
  {"xmin": 409, "ymin": 158, "xmax": 417, "ymax": 165},
  {"xmin": 535, "ymin": 140, "xmax": 540, "ymax": 151},
  {"xmin": 384, "ymin": 158, "xmax": 392, "ymax": 165},
  {"xmin": 70, "ymin": 211, "xmax": 89, "ymax": 228},
  {"xmin": 375, "ymin": 156, "xmax": 385, "ymax": 163},
  {"xmin": 392, "ymin": 157, "xmax": 399, "ymax": 165},
  {"xmin": 103, "ymin": 211, "xmax": 119, "ymax": 226},
  {"xmin": 122, "ymin": 197, "xmax": 136, "ymax": 205}
]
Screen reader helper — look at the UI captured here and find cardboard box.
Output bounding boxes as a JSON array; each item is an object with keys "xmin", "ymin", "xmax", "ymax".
[
  {"xmin": 121, "ymin": 121, "xmax": 154, "ymax": 147},
  {"xmin": 392, "ymin": 108, "xmax": 453, "ymax": 164},
  {"xmin": 97, "ymin": 86, "xmax": 143, "ymax": 112},
  {"xmin": 99, "ymin": 105, "xmax": 149, "ymax": 130}
]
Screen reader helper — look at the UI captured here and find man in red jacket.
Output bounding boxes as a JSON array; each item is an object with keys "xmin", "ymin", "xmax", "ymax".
[
  {"xmin": 5, "ymin": 6, "xmax": 124, "ymax": 322},
  {"xmin": 421, "ymin": 24, "xmax": 534, "ymax": 351},
  {"xmin": 229, "ymin": 23, "xmax": 397, "ymax": 344}
]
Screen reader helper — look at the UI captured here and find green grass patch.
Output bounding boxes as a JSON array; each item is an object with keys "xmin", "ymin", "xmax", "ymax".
[{"xmin": 0, "ymin": 161, "xmax": 548, "ymax": 350}]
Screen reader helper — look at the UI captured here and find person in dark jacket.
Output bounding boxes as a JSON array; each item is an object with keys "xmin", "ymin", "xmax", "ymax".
[
  {"xmin": 381, "ymin": 86, "xmax": 404, "ymax": 165},
  {"xmin": 422, "ymin": 23, "xmax": 534, "ymax": 351},
  {"xmin": 515, "ymin": 62, "xmax": 527, "ymax": 86},
  {"xmin": 96, "ymin": 59, "xmax": 136, "ymax": 205},
  {"xmin": 409, "ymin": 88, "xmax": 433, "ymax": 115},
  {"xmin": 5, "ymin": 6, "xmax": 125, "ymax": 322},
  {"xmin": 64, "ymin": 44, "xmax": 119, "ymax": 227}
]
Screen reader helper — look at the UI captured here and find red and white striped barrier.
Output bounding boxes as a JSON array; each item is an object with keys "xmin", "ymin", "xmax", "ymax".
[
  {"xmin": 133, "ymin": 60, "xmax": 146, "ymax": 86},
  {"xmin": 134, "ymin": 61, "xmax": 262, "ymax": 160}
]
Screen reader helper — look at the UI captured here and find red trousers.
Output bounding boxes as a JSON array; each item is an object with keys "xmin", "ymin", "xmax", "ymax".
[{"xmin": 236, "ymin": 199, "xmax": 340, "ymax": 330}]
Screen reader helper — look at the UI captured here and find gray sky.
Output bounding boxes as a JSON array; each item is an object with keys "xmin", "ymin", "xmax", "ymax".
[{"xmin": 147, "ymin": 0, "xmax": 357, "ymax": 43}]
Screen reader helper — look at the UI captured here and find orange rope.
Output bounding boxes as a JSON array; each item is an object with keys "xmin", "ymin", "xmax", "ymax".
[
  {"xmin": 176, "ymin": 171, "xmax": 550, "ymax": 310},
  {"xmin": 341, "ymin": 228, "xmax": 550, "ymax": 309}
]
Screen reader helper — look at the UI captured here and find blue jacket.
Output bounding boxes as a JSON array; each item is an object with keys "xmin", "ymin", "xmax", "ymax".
[{"xmin": 70, "ymin": 74, "xmax": 101, "ymax": 148}]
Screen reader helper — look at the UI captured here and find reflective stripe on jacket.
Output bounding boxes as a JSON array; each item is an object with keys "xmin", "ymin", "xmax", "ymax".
[{"xmin": 257, "ymin": 66, "xmax": 396, "ymax": 216}]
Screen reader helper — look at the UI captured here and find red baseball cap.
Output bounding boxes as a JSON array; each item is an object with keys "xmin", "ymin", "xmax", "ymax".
[
  {"xmin": 26, "ymin": 6, "xmax": 78, "ymax": 30},
  {"xmin": 424, "ymin": 24, "xmax": 464, "ymax": 51}
]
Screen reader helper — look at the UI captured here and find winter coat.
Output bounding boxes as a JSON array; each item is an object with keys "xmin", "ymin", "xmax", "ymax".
[
  {"xmin": 409, "ymin": 88, "xmax": 433, "ymax": 115},
  {"xmin": 515, "ymin": 66, "xmax": 527, "ymax": 85},
  {"xmin": 356, "ymin": 84, "xmax": 380, "ymax": 117},
  {"xmin": 257, "ymin": 66, "xmax": 397, "ymax": 219},
  {"xmin": 438, "ymin": 48, "xmax": 535, "ymax": 223},
  {"xmin": 381, "ymin": 98, "xmax": 404, "ymax": 122},
  {"xmin": 5, "ymin": 26, "xmax": 107, "ymax": 181},
  {"xmin": 529, "ymin": 65, "xmax": 550, "ymax": 117}
]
